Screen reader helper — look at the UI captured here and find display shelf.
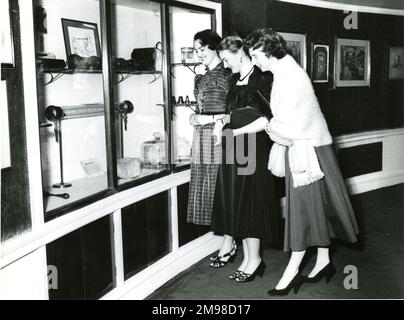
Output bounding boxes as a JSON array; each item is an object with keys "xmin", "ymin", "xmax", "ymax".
[
  {"xmin": 171, "ymin": 62, "xmax": 201, "ymax": 67},
  {"xmin": 41, "ymin": 68, "xmax": 162, "ymax": 85},
  {"xmin": 156, "ymin": 103, "xmax": 197, "ymax": 107},
  {"xmin": 43, "ymin": 168, "xmax": 168, "ymax": 212},
  {"xmin": 44, "ymin": 174, "xmax": 108, "ymax": 212},
  {"xmin": 117, "ymin": 167, "xmax": 164, "ymax": 184},
  {"xmin": 170, "ymin": 62, "xmax": 202, "ymax": 75}
]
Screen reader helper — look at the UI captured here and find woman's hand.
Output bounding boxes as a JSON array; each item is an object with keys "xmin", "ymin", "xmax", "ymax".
[
  {"xmin": 232, "ymin": 117, "xmax": 269, "ymax": 137},
  {"xmin": 190, "ymin": 114, "xmax": 228, "ymax": 127},
  {"xmin": 189, "ymin": 114, "xmax": 214, "ymax": 126},
  {"xmin": 232, "ymin": 128, "xmax": 241, "ymax": 137},
  {"xmin": 213, "ymin": 121, "xmax": 224, "ymax": 146}
]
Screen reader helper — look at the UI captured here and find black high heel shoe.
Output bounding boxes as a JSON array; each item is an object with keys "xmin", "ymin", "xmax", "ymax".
[
  {"xmin": 209, "ymin": 241, "xmax": 237, "ymax": 262},
  {"xmin": 267, "ymin": 273, "xmax": 304, "ymax": 296},
  {"xmin": 209, "ymin": 244, "xmax": 238, "ymax": 268},
  {"xmin": 235, "ymin": 261, "xmax": 266, "ymax": 283},
  {"xmin": 304, "ymin": 263, "xmax": 336, "ymax": 283}
]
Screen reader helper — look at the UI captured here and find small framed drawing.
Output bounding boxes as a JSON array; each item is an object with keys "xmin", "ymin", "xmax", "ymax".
[
  {"xmin": 388, "ymin": 47, "xmax": 404, "ymax": 80},
  {"xmin": 61, "ymin": 18, "xmax": 101, "ymax": 58},
  {"xmin": 278, "ymin": 32, "xmax": 307, "ymax": 70},
  {"xmin": 312, "ymin": 44, "xmax": 329, "ymax": 83},
  {"xmin": 335, "ymin": 38, "xmax": 370, "ymax": 87}
]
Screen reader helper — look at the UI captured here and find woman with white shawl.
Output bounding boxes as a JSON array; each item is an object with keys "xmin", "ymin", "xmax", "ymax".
[{"xmin": 245, "ymin": 29, "xmax": 359, "ymax": 296}]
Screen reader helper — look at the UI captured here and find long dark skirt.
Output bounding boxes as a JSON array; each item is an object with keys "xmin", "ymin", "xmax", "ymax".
[
  {"xmin": 284, "ymin": 144, "xmax": 359, "ymax": 251},
  {"xmin": 212, "ymin": 131, "xmax": 281, "ymax": 244}
]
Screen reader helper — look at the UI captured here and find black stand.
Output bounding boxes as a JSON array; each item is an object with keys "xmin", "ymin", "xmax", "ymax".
[{"xmin": 53, "ymin": 119, "xmax": 72, "ymax": 188}]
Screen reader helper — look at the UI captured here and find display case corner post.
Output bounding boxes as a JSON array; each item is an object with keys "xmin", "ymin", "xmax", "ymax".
[
  {"xmin": 100, "ymin": 0, "xmax": 118, "ymax": 189},
  {"xmin": 161, "ymin": 1, "xmax": 174, "ymax": 170}
]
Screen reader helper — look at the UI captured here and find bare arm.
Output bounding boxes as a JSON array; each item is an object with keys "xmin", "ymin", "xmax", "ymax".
[
  {"xmin": 233, "ymin": 117, "xmax": 269, "ymax": 136},
  {"xmin": 190, "ymin": 114, "xmax": 227, "ymax": 126}
]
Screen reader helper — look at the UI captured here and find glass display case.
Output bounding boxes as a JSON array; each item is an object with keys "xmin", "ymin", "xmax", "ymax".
[
  {"xmin": 35, "ymin": 0, "xmax": 109, "ymax": 216},
  {"xmin": 33, "ymin": 0, "xmax": 216, "ymax": 217},
  {"xmin": 169, "ymin": 5, "xmax": 214, "ymax": 168},
  {"xmin": 109, "ymin": 0, "xmax": 169, "ymax": 186}
]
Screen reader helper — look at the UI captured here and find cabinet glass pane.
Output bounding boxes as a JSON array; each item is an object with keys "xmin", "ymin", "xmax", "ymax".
[
  {"xmin": 34, "ymin": 0, "xmax": 108, "ymax": 214},
  {"xmin": 169, "ymin": 6, "xmax": 213, "ymax": 167},
  {"xmin": 110, "ymin": 0, "xmax": 168, "ymax": 185}
]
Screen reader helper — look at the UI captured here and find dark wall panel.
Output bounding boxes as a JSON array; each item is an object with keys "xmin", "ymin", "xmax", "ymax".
[
  {"xmin": 122, "ymin": 191, "xmax": 171, "ymax": 280},
  {"xmin": 46, "ymin": 229, "xmax": 84, "ymax": 300},
  {"xmin": 81, "ymin": 216, "xmax": 114, "ymax": 299},
  {"xmin": 220, "ymin": 0, "xmax": 404, "ymax": 136},
  {"xmin": 47, "ymin": 215, "xmax": 113, "ymax": 300},
  {"xmin": 338, "ymin": 142, "xmax": 383, "ymax": 178},
  {"xmin": 147, "ymin": 192, "xmax": 171, "ymax": 264},
  {"xmin": 122, "ymin": 200, "xmax": 149, "ymax": 279}
]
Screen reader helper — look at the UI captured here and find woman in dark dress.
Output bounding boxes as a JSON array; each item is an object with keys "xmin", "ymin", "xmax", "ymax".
[{"xmin": 210, "ymin": 36, "xmax": 281, "ymax": 282}]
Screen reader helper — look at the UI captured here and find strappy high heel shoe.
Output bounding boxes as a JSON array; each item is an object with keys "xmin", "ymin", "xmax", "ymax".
[
  {"xmin": 267, "ymin": 272, "xmax": 304, "ymax": 296},
  {"xmin": 209, "ymin": 243, "xmax": 238, "ymax": 268},
  {"xmin": 209, "ymin": 240, "xmax": 237, "ymax": 262},
  {"xmin": 229, "ymin": 270, "xmax": 244, "ymax": 280},
  {"xmin": 235, "ymin": 261, "xmax": 266, "ymax": 283},
  {"xmin": 304, "ymin": 263, "xmax": 336, "ymax": 284}
]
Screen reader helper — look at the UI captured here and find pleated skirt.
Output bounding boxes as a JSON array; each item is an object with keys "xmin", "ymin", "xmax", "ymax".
[{"xmin": 284, "ymin": 144, "xmax": 359, "ymax": 251}]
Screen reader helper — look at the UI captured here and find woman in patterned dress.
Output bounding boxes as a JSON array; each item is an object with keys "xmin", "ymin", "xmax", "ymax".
[{"xmin": 187, "ymin": 30, "xmax": 232, "ymax": 228}]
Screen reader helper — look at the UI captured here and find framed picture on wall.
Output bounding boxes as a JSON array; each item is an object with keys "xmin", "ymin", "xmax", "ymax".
[
  {"xmin": 278, "ymin": 32, "xmax": 307, "ymax": 70},
  {"xmin": 61, "ymin": 18, "xmax": 101, "ymax": 58},
  {"xmin": 311, "ymin": 44, "xmax": 329, "ymax": 83},
  {"xmin": 388, "ymin": 46, "xmax": 404, "ymax": 80},
  {"xmin": 335, "ymin": 38, "xmax": 371, "ymax": 87}
]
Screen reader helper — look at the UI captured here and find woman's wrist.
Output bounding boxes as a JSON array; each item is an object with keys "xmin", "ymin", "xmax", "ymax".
[{"xmin": 189, "ymin": 114, "xmax": 198, "ymax": 126}]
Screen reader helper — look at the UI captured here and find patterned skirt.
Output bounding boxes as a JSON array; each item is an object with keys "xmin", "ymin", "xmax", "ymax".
[
  {"xmin": 284, "ymin": 145, "xmax": 359, "ymax": 251},
  {"xmin": 187, "ymin": 124, "xmax": 221, "ymax": 225}
]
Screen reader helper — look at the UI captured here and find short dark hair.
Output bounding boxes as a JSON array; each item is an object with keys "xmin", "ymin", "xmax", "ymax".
[
  {"xmin": 194, "ymin": 29, "xmax": 222, "ymax": 51},
  {"xmin": 244, "ymin": 28, "xmax": 288, "ymax": 59},
  {"xmin": 218, "ymin": 35, "xmax": 250, "ymax": 57}
]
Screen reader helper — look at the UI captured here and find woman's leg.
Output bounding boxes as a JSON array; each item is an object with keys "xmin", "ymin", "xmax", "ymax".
[
  {"xmin": 238, "ymin": 239, "xmax": 249, "ymax": 272},
  {"xmin": 218, "ymin": 234, "xmax": 235, "ymax": 261},
  {"xmin": 243, "ymin": 238, "xmax": 262, "ymax": 274},
  {"xmin": 307, "ymin": 247, "xmax": 330, "ymax": 278},
  {"xmin": 275, "ymin": 251, "xmax": 306, "ymax": 290}
]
